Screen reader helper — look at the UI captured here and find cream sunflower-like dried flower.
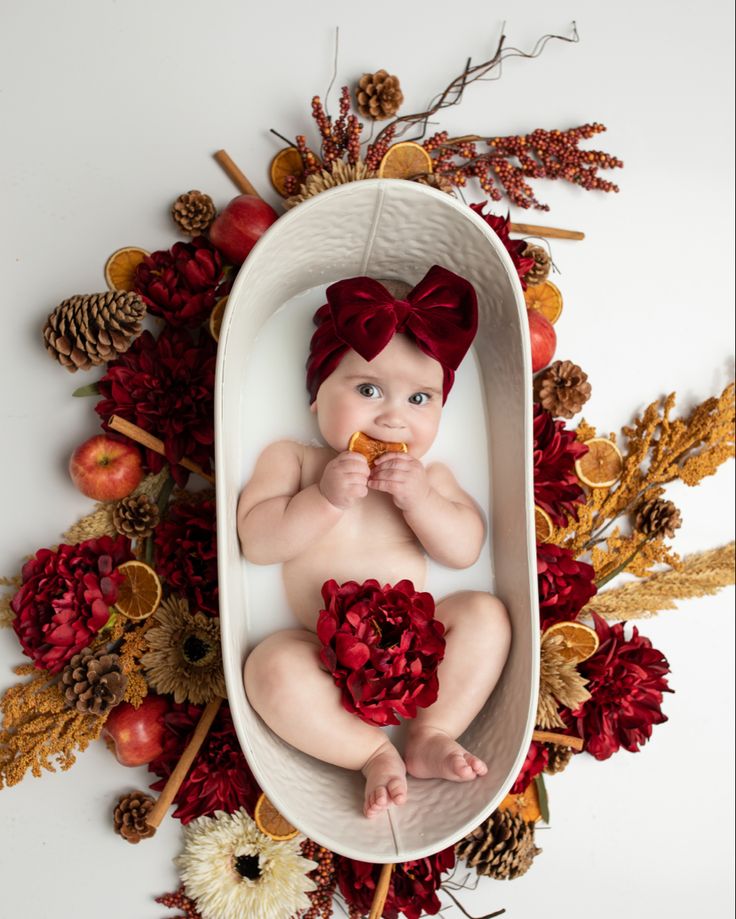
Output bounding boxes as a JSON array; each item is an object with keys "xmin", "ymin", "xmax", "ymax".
[
  {"xmin": 284, "ymin": 159, "xmax": 378, "ymax": 209},
  {"xmin": 175, "ymin": 808, "xmax": 317, "ymax": 919},
  {"xmin": 536, "ymin": 633, "xmax": 591, "ymax": 730},
  {"xmin": 140, "ymin": 595, "xmax": 225, "ymax": 705}
]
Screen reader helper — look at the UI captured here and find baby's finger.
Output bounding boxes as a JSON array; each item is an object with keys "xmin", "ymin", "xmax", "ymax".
[
  {"xmin": 337, "ymin": 451, "xmax": 370, "ymax": 467},
  {"xmin": 373, "ymin": 452, "xmax": 413, "ymax": 466}
]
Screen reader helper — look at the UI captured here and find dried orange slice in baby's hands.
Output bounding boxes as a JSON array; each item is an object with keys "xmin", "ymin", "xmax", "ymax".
[
  {"xmin": 575, "ymin": 437, "xmax": 624, "ymax": 488},
  {"xmin": 114, "ymin": 561, "xmax": 162, "ymax": 621},
  {"xmin": 254, "ymin": 793, "xmax": 299, "ymax": 840},
  {"xmin": 209, "ymin": 295, "xmax": 228, "ymax": 342},
  {"xmin": 524, "ymin": 280, "xmax": 563, "ymax": 325},
  {"xmin": 348, "ymin": 431, "xmax": 408, "ymax": 467},
  {"xmin": 542, "ymin": 620, "xmax": 599, "ymax": 664},
  {"xmin": 378, "ymin": 141, "xmax": 433, "ymax": 180},
  {"xmin": 104, "ymin": 246, "xmax": 149, "ymax": 292},
  {"xmin": 534, "ymin": 506, "xmax": 555, "ymax": 543}
]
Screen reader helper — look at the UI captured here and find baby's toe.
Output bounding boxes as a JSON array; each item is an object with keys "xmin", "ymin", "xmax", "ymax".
[
  {"xmin": 468, "ymin": 754, "xmax": 487, "ymax": 776},
  {"xmin": 387, "ymin": 777, "xmax": 407, "ymax": 805},
  {"xmin": 451, "ymin": 753, "xmax": 475, "ymax": 779}
]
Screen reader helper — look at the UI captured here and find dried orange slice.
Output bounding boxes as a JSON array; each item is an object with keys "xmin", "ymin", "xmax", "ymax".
[
  {"xmin": 254, "ymin": 793, "xmax": 299, "ymax": 840},
  {"xmin": 269, "ymin": 147, "xmax": 312, "ymax": 197},
  {"xmin": 534, "ymin": 505, "xmax": 554, "ymax": 543},
  {"xmin": 114, "ymin": 561, "xmax": 162, "ymax": 621},
  {"xmin": 348, "ymin": 431, "xmax": 408, "ymax": 467},
  {"xmin": 378, "ymin": 141, "xmax": 433, "ymax": 180},
  {"xmin": 209, "ymin": 295, "xmax": 228, "ymax": 342},
  {"xmin": 524, "ymin": 280, "xmax": 563, "ymax": 325},
  {"xmin": 104, "ymin": 246, "xmax": 149, "ymax": 292},
  {"xmin": 498, "ymin": 782, "xmax": 541, "ymax": 823},
  {"xmin": 575, "ymin": 437, "xmax": 624, "ymax": 488},
  {"xmin": 542, "ymin": 620, "xmax": 600, "ymax": 663}
]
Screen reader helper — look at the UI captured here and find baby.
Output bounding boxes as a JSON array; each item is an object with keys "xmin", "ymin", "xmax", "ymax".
[{"xmin": 238, "ymin": 265, "xmax": 511, "ymax": 819}]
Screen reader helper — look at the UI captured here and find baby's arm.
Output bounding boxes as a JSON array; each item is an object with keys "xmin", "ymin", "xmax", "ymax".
[{"xmin": 237, "ymin": 441, "xmax": 369, "ymax": 564}]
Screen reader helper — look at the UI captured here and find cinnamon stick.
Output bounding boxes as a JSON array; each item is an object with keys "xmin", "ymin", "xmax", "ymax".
[
  {"xmin": 509, "ymin": 222, "xmax": 584, "ymax": 241},
  {"xmin": 369, "ymin": 863, "xmax": 394, "ymax": 919},
  {"xmin": 108, "ymin": 415, "xmax": 215, "ymax": 485},
  {"xmin": 146, "ymin": 697, "xmax": 224, "ymax": 830},
  {"xmin": 532, "ymin": 729, "xmax": 584, "ymax": 751},
  {"xmin": 213, "ymin": 149, "xmax": 261, "ymax": 198}
]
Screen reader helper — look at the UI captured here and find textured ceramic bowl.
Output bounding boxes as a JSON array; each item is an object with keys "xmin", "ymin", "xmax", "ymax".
[{"xmin": 215, "ymin": 179, "xmax": 539, "ymax": 862}]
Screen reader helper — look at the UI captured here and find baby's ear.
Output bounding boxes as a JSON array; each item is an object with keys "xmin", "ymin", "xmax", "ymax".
[{"xmin": 309, "ymin": 400, "xmax": 317, "ymax": 414}]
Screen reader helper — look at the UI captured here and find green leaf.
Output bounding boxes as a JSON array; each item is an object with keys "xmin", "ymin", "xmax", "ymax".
[
  {"xmin": 72, "ymin": 382, "xmax": 101, "ymax": 397},
  {"xmin": 535, "ymin": 772, "xmax": 550, "ymax": 824}
]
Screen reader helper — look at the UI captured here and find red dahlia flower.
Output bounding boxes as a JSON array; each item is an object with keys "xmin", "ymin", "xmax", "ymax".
[
  {"xmin": 133, "ymin": 236, "xmax": 225, "ymax": 328},
  {"xmin": 469, "ymin": 202, "xmax": 535, "ymax": 289},
  {"xmin": 534, "ymin": 404, "xmax": 588, "ymax": 526},
  {"xmin": 562, "ymin": 612, "xmax": 673, "ymax": 760},
  {"xmin": 510, "ymin": 740, "xmax": 549, "ymax": 794},
  {"xmin": 335, "ymin": 846, "xmax": 455, "ymax": 919},
  {"xmin": 148, "ymin": 702, "xmax": 261, "ymax": 823},
  {"xmin": 537, "ymin": 543, "xmax": 596, "ymax": 629},
  {"xmin": 95, "ymin": 326, "xmax": 216, "ymax": 487},
  {"xmin": 11, "ymin": 535, "xmax": 132, "ymax": 673},
  {"xmin": 317, "ymin": 579, "xmax": 446, "ymax": 727}
]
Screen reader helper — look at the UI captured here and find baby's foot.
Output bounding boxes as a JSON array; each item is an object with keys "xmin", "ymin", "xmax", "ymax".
[
  {"xmin": 361, "ymin": 741, "xmax": 408, "ymax": 819},
  {"xmin": 404, "ymin": 726, "xmax": 487, "ymax": 782}
]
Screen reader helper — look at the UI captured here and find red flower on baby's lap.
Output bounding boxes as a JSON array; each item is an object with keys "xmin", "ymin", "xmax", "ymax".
[{"xmin": 317, "ymin": 579, "xmax": 446, "ymax": 727}]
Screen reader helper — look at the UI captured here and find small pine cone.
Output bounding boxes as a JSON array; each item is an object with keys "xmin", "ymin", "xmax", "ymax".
[
  {"xmin": 112, "ymin": 493, "xmax": 161, "ymax": 538},
  {"xmin": 412, "ymin": 173, "xmax": 455, "ymax": 195},
  {"xmin": 43, "ymin": 291, "xmax": 146, "ymax": 372},
  {"xmin": 356, "ymin": 70, "xmax": 404, "ymax": 121},
  {"xmin": 172, "ymin": 190, "xmax": 216, "ymax": 236},
  {"xmin": 544, "ymin": 742, "xmax": 574, "ymax": 775},
  {"xmin": 456, "ymin": 810, "xmax": 541, "ymax": 880},
  {"xmin": 634, "ymin": 495, "xmax": 683, "ymax": 539},
  {"xmin": 522, "ymin": 244, "xmax": 552, "ymax": 287},
  {"xmin": 533, "ymin": 360, "xmax": 592, "ymax": 419},
  {"xmin": 113, "ymin": 790, "xmax": 157, "ymax": 843},
  {"xmin": 61, "ymin": 647, "xmax": 128, "ymax": 715}
]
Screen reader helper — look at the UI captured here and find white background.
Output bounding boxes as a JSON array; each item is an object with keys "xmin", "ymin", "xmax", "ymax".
[{"xmin": 1, "ymin": 1, "xmax": 734, "ymax": 917}]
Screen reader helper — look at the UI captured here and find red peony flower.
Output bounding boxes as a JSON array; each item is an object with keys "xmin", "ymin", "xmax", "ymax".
[
  {"xmin": 95, "ymin": 326, "xmax": 216, "ymax": 487},
  {"xmin": 317, "ymin": 579, "xmax": 446, "ymax": 727},
  {"xmin": 153, "ymin": 495, "xmax": 218, "ymax": 616},
  {"xmin": 148, "ymin": 702, "xmax": 261, "ymax": 823},
  {"xmin": 510, "ymin": 740, "xmax": 549, "ymax": 794},
  {"xmin": 11, "ymin": 535, "xmax": 132, "ymax": 673},
  {"xmin": 561, "ymin": 612, "xmax": 673, "ymax": 760},
  {"xmin": 469, "ymin": 202, "xmax": 536, "ymax": 289},
  {"xmin": 534, "ymin": 404, "xmax": 588, "ymax": 526},
  {"xmin": 134, "ymin": 236, "xmax": 225, "ymax": 328},
  {"xmin": 335, "ymin": 846, "xmax": 455, "ymax": 919},
  {"xmin": 537, "ymin": 543, "xmax": 596, "ymax": 629}
]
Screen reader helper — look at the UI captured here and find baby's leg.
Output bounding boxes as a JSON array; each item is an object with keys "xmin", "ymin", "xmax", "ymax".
[
  {"xmin": 404, "ymin": 592, "xmax": 510, "ymax": 782},
  {"xmin": 244, "ymin": 629, "xmax": 407, "ymax": 818}
]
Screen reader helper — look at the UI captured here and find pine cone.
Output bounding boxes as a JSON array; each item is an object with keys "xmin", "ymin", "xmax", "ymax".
[
  {"xmin": 456, "ymin": 810, "xmax": 541, "ymax": 880},
  {"xmin": 172, "ymin": 190, "xmax": 216, "ymax": 235},
  {"xmin": 113, "ymin": 493, "xmax": 161, "ymax": 539},
  {"xmin": 412, "ymin": 173, "xmax": 455, "ymax": 195},
  {"xmin": 61, "ymin": 647, "xmax": 128, "ymax": 715},
  {"xmin": 356, "ymin": 70, "xmax": 404, "ymax": 120},
  {"xmin": 634, "ymin": 495, "xmax": 682, "ymax": 539},
  {"xmin": 43, "ymin": 291, "xmax": 146, "ymax": 372},
  {"xmin": 522, "ymin": 244, "xmax": 552, "ymax": 287},
  {"xmin": 533, "ymin": 360, "xmax": 592, "ymax": 419},
  {"xmin": 113, "ymin": 790, "xmax": 157, "ymax": 843},
  {"xmin": 544, "ymin": 742, "xmax": 574, "ymax": 775}
]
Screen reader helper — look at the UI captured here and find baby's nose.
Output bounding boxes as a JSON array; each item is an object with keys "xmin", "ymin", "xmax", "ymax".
[{"xmin": 375, "ymin": 405, "xmax": 406, "ymax": 430}]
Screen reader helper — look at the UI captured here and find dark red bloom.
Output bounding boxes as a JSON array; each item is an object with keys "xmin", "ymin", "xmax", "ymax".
[
  {"xmin": 134, "ymin": 236, "xmax": 225, "ymax": 328},
  {"xmin": 153, "ymin": 495, "xmax": 218, "ymax": 616},
  {"xmin": 11, "ymin": 536, "xmax": 132, "ymax": 673},
  {"xmin": 95, "ymin": 326, "xmax": 216, "ymax": 487},
  {"xmin": 537, "ymin": 543, "xmax": 596, "ymax": 629},
  {"xmin": 468, "ymin": 202, "xmax": 535, "ymax": 289},
  {"xmin": 510, "ymin": 740, "xmax": 549, "ymax": 794},
  {"xmin": 533, "ymin": 404, "xmax": 588, "ymax": 526},
  {"xmin": 335, "ymin": 846, "xmax": 455, "ymax": 919},
  {"xmin": 561, "ymin": 612, "xmax": 673, "ymax": 760},
  {"xmin": 317, "ymin": 579, "xmax": 446, "ymax": 727},
  {"xmin": 148, "ymin": 702, "xmax": 261, "ymax": 823}
]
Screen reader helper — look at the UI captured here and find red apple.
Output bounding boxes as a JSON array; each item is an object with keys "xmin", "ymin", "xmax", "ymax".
[
  {"xmin": 69, "ymin": 434, "xmax": 143, "ymax": 501},
  {"xmin": 526, "ymin": 307, "xmax": 557, "ymax": 372},
  {"xmin": 101, "ymin": 694, "xmax": 170, "ymax": 767},
  {"xmin": 208, "ymin": 194, "xmax": 279, "ymax": 265}
]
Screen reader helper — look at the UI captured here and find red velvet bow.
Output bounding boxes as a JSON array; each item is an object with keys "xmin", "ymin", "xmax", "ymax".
[{"xmin": 306, "ymin": 264, "xmax": 478, "ymax": 403}]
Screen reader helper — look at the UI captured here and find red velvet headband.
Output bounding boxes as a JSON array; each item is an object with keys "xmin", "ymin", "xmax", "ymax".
[{"xmin": 306, "ymin": 264, "xmax": 478, "ymax": 405}]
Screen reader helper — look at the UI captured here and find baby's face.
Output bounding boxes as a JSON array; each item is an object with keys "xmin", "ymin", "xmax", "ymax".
[{"xmin": 310, "ymin": 334, "xmax": 444, "ymax": 458}]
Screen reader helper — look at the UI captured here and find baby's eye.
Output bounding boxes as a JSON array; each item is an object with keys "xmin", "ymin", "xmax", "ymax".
[
  {"xmin": 357, "ymin": 383, "xmax": 382, "ymax": 399},
  {"xmin": 408, "ymin": 392, "xmax": 430, "ymax": 405}
]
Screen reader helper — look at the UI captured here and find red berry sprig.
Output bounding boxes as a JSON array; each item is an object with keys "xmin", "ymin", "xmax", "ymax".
[
  {"xmin": 301, "ymin": 838, "xmax": 337, "ymax": 918},
  {"xmin": 155, "ymin": 885, "xmax": 202, "ymax": 919}
]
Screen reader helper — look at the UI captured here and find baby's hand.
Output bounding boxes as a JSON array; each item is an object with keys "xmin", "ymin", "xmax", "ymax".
[
  {"xmin": 368, "ymin": 453, "xmax": 431, "ymax": 512},
  {"xmin": 319, "ymin": 452, "xmax": 370, "ymax": 510}
]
